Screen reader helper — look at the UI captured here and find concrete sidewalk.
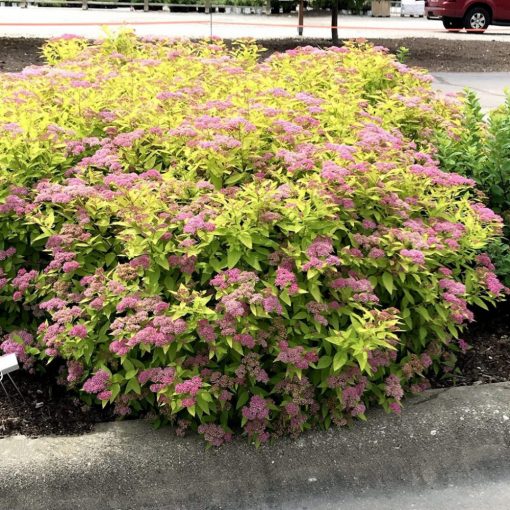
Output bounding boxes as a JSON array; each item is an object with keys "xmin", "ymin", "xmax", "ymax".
[{"xmin": 1, "ymin": 382, "xmax": 509, "ymax": 510}]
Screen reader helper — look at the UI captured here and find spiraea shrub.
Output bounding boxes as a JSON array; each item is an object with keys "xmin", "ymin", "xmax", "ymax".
[{"xmin": 0, "ymin": 33, "xmax": 506, "ymax": 445}]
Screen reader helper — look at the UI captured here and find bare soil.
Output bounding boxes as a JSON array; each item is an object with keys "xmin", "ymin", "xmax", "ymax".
[{"xmin": 1, "ymin": 36, "xmax": 510, "ymax": 72}]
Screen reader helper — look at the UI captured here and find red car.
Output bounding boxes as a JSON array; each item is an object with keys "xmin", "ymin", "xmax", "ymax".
[{"xmin": 425, "ymin": 0, "xmax": 510, "ymax": 32}]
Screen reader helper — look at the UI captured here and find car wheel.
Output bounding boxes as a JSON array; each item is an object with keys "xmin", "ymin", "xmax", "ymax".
[
  {"xmin": 442, "ymin": 17, "xmax": 463, "ymax": 30},
  {"xmin": 464, "ymin": 6, "xmax": 490, "ymax": 32}
]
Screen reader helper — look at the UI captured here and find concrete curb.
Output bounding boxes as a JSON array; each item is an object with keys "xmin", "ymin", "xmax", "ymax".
[{"xmin": 1, "ymin": 382, "xmax": 510, "ymax": 510}]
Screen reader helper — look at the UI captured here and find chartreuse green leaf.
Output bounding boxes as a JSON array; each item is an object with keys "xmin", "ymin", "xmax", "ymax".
[
  {"xmin": 382, "ymin": 272, "xmax": 394, "ymax": 295},
  {"xmin": 333, "ymin": 351, "xmax": 348, "ymax": 372}
]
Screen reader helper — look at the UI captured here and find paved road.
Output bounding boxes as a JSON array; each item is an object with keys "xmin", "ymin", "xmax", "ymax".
[
  {"xmin": 2, "ymin": 6, "xmax": 510, "ymax": 40},
  {"xmin": 281, "ymin": 477, "xmax": 510, "ymax": 510}
]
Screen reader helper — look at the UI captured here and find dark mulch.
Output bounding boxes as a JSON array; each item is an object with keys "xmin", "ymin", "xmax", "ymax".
[
  {"xmin": 445, "ymin": 300, "xmax": 510, "ymax": 386},
  {"xmin": 258, "ymin": 37, "xmax": 510, "ymax": 72},
  {"xmin": 0, "ymin": 37, "xmax": 46, "ymax": 73},
  {"xmin": 2, "ymin": 36, "xmax": 510, "ymax": 73},
  {"xmin": 0, "ymin": 366, "xmax": 113, "ymax": 438}
]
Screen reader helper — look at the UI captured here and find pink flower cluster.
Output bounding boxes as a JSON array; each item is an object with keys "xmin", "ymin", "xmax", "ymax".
[
  {"xmin": 262, "ymin": 294, "xmax": 283, "ymax": 315},
  {"xmin": 210, "ymin": 269, "xmax": 258, "ymax": 290},
  {"xmin": 479, "ymin": 269, "xmax": 508, "ymax": 296},
  {"xmin": 168, "ymin": 255, "xmax": 197, "ymax": 274},
  {"xmin": 367, "ymin": 348, "xmax": 397, "ymax": 371},
  {"xmin": 69, "ymin": 324, "xmax": 87, "ymax": 338},
  {"xmin": 400, "ymin": 249, "xmax": 425, "ymax": 265},
  {"xmin": 275, "ymin": 341, "xmax": 318, "ymax": 369},
  {"xmin": 384, "ymin": 374, "xmax": 404, "ymax": 400},
  {"xmin": 182, "ymin": 214, "xmax": 215, "ymax": 235},
  {"xmin": 197, "ymin": 423, "xmax": 233, "ymax": 447},
  {"xmin": 66, "ymin": 360, "xmax": 84, "ymax": 383},
  {"xmin": 401, "ymin": 353, "xmax": 432, "ymax": 379},
  {"xmin": 197, "ymin": 320, "xmax": 217, "ymax": 342},
  {"xmin": 0, "ymin": 247, "xmax": 16, "ymax": 261},
  {"xmin": 275, "ymin": 266, "xmax": 299, "ymax": 295},
  {"xmin": 331, "ymin": 275, "xmax": 379, "ymax": 304},
  {"xmin": 82, "ymin": 369, "xmax": 110, "ymax": 400},
  {"xmin": 173, "ymin": 376, "xmax": 203, "ymax": 406},
  {"xmin": 0, "ymin": 330, "xmax": 34, "ymax": 367},
  {"xmin": 302, "ymin": 236, "xmax": 340, "ymax": 271},
  {"xmin": 242, "ymin": 395, "xmax": 269, "ymax": 420},
  {"xmin": 440, "ymin": 278, "xmax": 474, "ymax": 324},
  {"xmin": 138, "ymin": 367, "xmax": 176, "ymax": 393}
]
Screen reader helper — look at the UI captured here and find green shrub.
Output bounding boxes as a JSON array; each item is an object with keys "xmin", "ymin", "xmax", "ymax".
[
  {"xmin": 0, "ymin": 34, "xmax": 506, "ymax": 445},
  {"xmin": 435, "ymin": 91, "xmax": 510, "ymax": 286}
]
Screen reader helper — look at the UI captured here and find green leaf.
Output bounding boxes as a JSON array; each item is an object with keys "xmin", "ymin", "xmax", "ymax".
[
  {"xmin": 156, "ymin": 254, "xmax": 170, "ymax": 270},
  {"xmin": 122, "ymin": 358, "xmax": 134, "ymax": 372},
  {"xmin": 472, "ymin": 297, "xmax": 489, "ymax": 310},
  {"xmin": 245, "ymin": 252, "xmax": 261, "ymax": 270},
  {"xmin": 382, "ymin": 272, "xmax": 394, "ymax": 295},
  {"xmin": 105, "ymin": 252, "xmax": 116, "ymax": 267},
  {"xmin": 236, "ymin": 390, "xmax": 250, "ymax": 410},
  {"xmin": 232, "ymin": 341, "xmax": 244, "ymax": 355},
  {"xmin": 125, "ymin": 377, "xmax": 141, "ymax": 395},
  {"xmin": 209, "ymin": 256, "xmax": 224, "ymax": 272},
  {"xmin": 196, "ymin": 393, "xmax": 210, "ymax": 414},
  {"xmin": 200, "ymin": 391, "xmax": 213, "ymax": 402},
  {"xmin": 227, "ymin": 246, "xmax": 242, "ymax": 268},
  {"xmin": 416, "ymin": 306, "xmax": 431, "ymax": 321},
  {"xmin": 316, "ymin": 355, "xmax": 332, "ymax": 369},
  {"xmin": 355, "ymin": 351, "xmax": 369, "ymax": 372},
  {"xmin": 125, "ymin": 369, "xmax": 137, "ymax": 380},
  {"xmin": 333, "ymin": 351, "xmax": 348, "ymax": 371},
  {"xmin": 325, "ymin": 335, "xmax": 344, "ymax": 346},
  {"xmin": 239, "ymin": 231, "xmax": 252, "ymax": 249},
  {"xmin": 280, "ymin": 290, "xmax": 291, "ymax": 306},
  {"xmin": 110, "ymin": 383, "xmax": 121, "ymax": 401},
  {"xmin": 309, "ymin": 283, "xmax": 322, "ymax": 302}
]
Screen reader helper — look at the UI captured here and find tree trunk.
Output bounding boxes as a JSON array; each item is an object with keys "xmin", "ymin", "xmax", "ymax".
[
  {"xmin": 298, "ymin": 0, "xmax": 304, "ymax": 36},
  {"xmin": 331, "ymin": 0, "xmax": 339, "ymax": 45}
]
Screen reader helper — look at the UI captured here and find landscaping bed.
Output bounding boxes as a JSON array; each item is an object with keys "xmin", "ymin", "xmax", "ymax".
[
  {"xmin": 1, "ymin": 301, "xmax": 509, "ymax": 438},
  {"xmin": 452, "ymin": 301, "xmax": 510, "ymax": 386},
  {"xmin": 2, "ymin": 36, "xmax": 510, "ymax": 73},
  {"xmin": 0, "ymin": 367, "xmax": 113, "ymax": 437},
  {"xmin": 0, "ymin": 34, "xmax": 508, "ymax": 445}
]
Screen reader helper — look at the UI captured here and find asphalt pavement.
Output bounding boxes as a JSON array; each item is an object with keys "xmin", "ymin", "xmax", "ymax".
[
  {"xmin": 1, "ymin": 383, "xmax": 509, "ymax": 510},
  {"xmin": 432, "ymin": 72, "xmax": 510, "ymax": 111}
]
